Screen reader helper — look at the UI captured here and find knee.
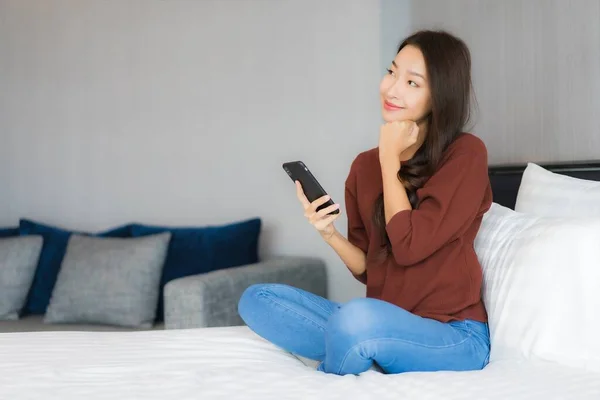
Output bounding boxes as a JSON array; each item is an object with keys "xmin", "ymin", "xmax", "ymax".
[
  {"xmin": 326, "ymin": 298, "xmax": 380, "ymax": 338},
  {"xmin": 238, "ymin": 284, "xmax": 265, "ymax": 315},
  {"xmin": 237, "ymin": 283, "xmax": 280, "ymax": 322}
]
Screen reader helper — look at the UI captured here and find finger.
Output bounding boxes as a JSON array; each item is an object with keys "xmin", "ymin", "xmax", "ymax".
[
  {"xmin": 316, "ymin": 203, "xmax": 340, "ymax": 217},
  {"xmin": 410, "ymin": 123, "xmax": 420, "ymax": 138},
  {"xmin": 295, "ymin": 181, "xmax": 310, "ymax": 209},
  {"xmin": 309, "ymin": 204, "xmax": 338, "ymax": 223},
  {"xmin": 316, "ymin": 213, "xmax": 341, "ymax": 228},
  {"xmin": 313, "ymin": 208, "xmax": 341, "ymax": 224},
  {"xmin": 308, "ymin": 195, "xmax": 332, "ymax": 212},
  {"xmin": 407, "ymin": 125, "xmax": 416, "ymax": 137}
]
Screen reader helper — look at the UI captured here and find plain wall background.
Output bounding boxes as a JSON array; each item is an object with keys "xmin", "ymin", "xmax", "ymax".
[
  {"xmin": 1, "ymin": 0, "xmax": 407, "ymax": 302},
  {"xmin": 410, "ymin": 0, "xmax": 600, "ymax": 164},
  {"xmin": 2, "ymin": 0, "xmax": 599, "ymax": 302}
]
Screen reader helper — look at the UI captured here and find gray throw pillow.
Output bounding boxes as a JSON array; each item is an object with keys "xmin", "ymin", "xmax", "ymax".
[
  {"xmin": 44, "ymin": 232, "xmax": 171, "ymax": 328},
  {"xmin": 0, "ymin": 236, "xmax": 43, "ymax": 320}
]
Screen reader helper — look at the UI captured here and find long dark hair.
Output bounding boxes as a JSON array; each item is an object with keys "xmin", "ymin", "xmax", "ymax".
[{"xmin": 372, "ymin": 30, "xmax": 475, "ymax": 254}]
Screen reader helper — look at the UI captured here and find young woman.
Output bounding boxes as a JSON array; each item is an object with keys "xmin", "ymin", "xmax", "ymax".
[{"xmin": 238, "ymin": 30, "xmax": 493, "ymax": 376}]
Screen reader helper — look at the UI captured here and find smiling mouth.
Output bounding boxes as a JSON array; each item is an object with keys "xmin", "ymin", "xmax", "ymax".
[{"xmin": 384, "ymin": 100, "xmax": 404, "ymax": 111}]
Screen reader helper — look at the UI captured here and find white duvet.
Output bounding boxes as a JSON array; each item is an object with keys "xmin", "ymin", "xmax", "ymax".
[{"xmin": 1, "ymin": 326, "xmax": 599, "ymax": 400}]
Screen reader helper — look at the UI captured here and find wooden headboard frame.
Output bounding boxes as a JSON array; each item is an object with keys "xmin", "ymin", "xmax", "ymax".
[{"xmin": 488, "ymin": 160, "xmax": 600, "ymax": 210}]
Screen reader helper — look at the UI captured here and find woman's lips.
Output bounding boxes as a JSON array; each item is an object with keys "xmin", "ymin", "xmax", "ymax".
[{"xmin": 384, "ymin": 100, "xmax": 404, "ymax": 111}]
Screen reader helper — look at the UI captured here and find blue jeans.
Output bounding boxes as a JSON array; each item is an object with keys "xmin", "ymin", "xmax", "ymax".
[{"xmin": 238, "ymin": 283, "xmax": 490, "ymax": 375}]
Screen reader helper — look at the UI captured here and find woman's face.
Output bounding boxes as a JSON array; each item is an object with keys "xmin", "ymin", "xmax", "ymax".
[{"xmin": 380, "ymin": 45, "xmax": 432, "ymax": 124}]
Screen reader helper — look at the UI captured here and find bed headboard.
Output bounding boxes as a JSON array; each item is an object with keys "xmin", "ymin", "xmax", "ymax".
[{"xmin": 488, "ymin": 160, "xmax": 600, "ymax": 210}]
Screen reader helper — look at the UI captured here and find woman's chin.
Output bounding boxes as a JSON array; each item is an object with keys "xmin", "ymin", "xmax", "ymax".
[{"xmin": 381, "ymin": 109, "xmax": 407, "ymax": 123}]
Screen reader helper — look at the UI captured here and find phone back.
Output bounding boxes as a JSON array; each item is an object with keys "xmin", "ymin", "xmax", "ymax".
[{"xmin": 282, "ymin": 161, "xmax": 338, "ymax": 214}]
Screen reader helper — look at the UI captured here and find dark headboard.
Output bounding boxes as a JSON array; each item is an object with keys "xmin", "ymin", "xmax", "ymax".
[{"xmin": 488, "ymin": 160, "xmax": 600, "ymax": 210}]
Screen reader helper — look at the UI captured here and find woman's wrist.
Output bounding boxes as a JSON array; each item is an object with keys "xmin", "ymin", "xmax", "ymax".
[
  {"xmin": 321, "ymin": 226, "xmax": 339, "ymax": 243},
  {"xmin": 380, "ymin": 156, "xmax": 401, "ymax": 175}
]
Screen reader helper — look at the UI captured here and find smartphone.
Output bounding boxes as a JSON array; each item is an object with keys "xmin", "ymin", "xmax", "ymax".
[{"xmin": 282, "ymin": 161, "xmax": 339, "ymax": 215}]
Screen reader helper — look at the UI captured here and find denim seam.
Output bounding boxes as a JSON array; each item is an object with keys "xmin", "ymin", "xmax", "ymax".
[
  {"xmin": 287, "ymin": 286, "xmax": 336, "ymax": 316},
  {"xmin": 257, "ymin": 292, "xmax": 327, "ymax": 332},
  {"xmin": 335, "ymin": 331, "xmax": 473, "ymax": 375}
]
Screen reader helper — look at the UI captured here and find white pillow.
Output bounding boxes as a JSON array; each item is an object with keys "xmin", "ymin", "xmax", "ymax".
[
  {"xmin": 515, "ymin": 162, "xmax": 600, "ymax": 217},
  {"xmin": 474, "ymin": 203, "xmax": 600, "ymax": 372}
]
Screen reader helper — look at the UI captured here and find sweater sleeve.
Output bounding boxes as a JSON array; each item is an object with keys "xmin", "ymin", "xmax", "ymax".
[
  {"xmin": 344, "ymin": 158, "xmax": 369, "ymax": 284},
  {"xmin": 385, "ymin": 146, "xmax": 489, "ymax": 266}
]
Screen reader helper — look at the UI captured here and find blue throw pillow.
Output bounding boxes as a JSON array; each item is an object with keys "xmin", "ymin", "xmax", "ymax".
[
  {"xmin": 0, "ymin": 227, "xmax": 18, "ymax": 238},
  {"xmin": 19, "ymin": 219, "xmax": 133, "ymax": 315},
  {"xmin": 131, "ymin": 217, "xmax": 261, "ymax": 320}
]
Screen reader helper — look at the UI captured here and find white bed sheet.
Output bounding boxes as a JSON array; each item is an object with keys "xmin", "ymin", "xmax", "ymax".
[{"xmin": 1, "ymin": 325, "xmax": 599, "ymax": 400}]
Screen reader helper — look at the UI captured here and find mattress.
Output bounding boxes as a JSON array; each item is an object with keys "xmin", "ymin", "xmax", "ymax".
[{"xmin": 1, "ymin": 325, "xmax": 599, "ymax": 400}]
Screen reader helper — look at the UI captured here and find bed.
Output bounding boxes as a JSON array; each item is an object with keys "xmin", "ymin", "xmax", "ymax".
[
  {"xmin": 488, "ymin": 160, "xmax": 600, "ymax": 209},
  {"xmin": 2, "ymin": 161, "xmax": 600, "ymax": 400},
  {"xmin": 0, "ymin": 325, "xmax": 599, "ymax": 400}
]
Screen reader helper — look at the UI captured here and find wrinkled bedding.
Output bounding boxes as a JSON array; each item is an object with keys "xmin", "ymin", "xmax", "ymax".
[{"xmin": 1, "ymin": 325, "xmax": 599, "ymax": 399}]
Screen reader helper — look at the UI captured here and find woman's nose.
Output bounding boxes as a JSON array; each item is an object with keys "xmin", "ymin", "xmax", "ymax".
[{"xmin": 386, "ymin": 81, "xmax": 403, "ymax": 99}]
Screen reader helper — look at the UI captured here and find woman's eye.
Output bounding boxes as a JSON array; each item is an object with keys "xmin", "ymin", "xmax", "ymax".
[
  {"xmin": 408, "ymin": 80, "xmax": 418, "ymax": 87},
  {"xmin": 386, "ymin": 69, "xmax": 395, "ymax": 77}
]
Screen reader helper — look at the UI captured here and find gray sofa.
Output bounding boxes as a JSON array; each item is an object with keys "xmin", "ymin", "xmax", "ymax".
[{"xmin": 0, "ymin": 256, "xmax": 328, "ymax": 332}]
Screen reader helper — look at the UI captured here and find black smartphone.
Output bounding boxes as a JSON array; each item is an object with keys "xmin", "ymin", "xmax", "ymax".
[{"xmin": 282, "ymin": 161, "xmax": 339, "ymax": 215}]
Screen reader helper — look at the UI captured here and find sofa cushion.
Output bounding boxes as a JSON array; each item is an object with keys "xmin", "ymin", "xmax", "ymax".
[
  {"xmin": 0, "ymin": 227, "xmax": 18, "ymax": 238},
  {"xmin": 515, "ymin": 162, "xmax": 600, "ymax": 217},
  {"xmin": 44, "ymin": 232, "xmax": 171, "ymax": 329},
  {"xmin": 131, "ymin": 218, "xmax": 261, "ymax": 320},
  {"xmin": 474, "ymin": 203, "xmax": 600, "ymax": 373},
  {"xmin": 18, "ymin": 219, "xmax": 133, "ymax": 315},
  {"xmin": 0, "ymin": 236, "xmax": 43, "ymax": 320}
]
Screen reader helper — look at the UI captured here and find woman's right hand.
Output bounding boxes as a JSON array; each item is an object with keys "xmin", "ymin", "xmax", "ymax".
[{"xmin": 295, "ymin": 181, "xmax": 341, "ymax": 240}]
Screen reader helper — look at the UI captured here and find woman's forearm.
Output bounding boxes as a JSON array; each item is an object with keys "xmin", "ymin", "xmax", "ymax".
[
  {"xmin": 381, "ymin": 161, "xmax": 413, "ymax": 223},
  {"xmin": 323, "ymin": 229, "xmax": 367, "ymax": 276}
]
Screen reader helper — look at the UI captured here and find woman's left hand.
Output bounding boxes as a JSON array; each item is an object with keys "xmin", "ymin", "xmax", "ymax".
[{"xmin": 378, "ymin": 120, "xmax": 419, "ymax": 167}]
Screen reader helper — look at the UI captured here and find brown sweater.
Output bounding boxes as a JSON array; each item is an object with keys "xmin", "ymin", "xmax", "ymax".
[{"xmin": 344, "ymin": 133, "xmax": 492, "ymax": 323}]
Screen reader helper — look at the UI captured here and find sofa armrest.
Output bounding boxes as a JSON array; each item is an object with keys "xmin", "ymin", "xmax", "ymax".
[{"xmin": 163, "ymin": 256, "xmax": 327, "ymax": 329}]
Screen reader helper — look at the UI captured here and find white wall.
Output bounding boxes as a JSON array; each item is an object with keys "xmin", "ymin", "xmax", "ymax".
[
  {"xmin": 408, "ymin": 0, "xmax": 600, "ymax": 164},
  {"xmin": 7, "ymin": 0, "xmax": 597, "ymax": 302},
  {"xmin": 0, "ymin": 0, "xmax": 412, "ymax": 302},
  {"xmin": 380, "ymin": 0, "xmax": 412, "ymax": 70}
]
